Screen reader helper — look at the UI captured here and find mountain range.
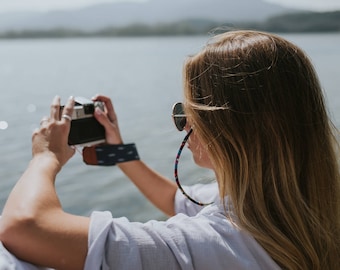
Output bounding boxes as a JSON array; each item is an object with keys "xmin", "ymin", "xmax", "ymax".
[{"xmin": 0, "ymin": 0, "xmax": 298, "ymax": 32}]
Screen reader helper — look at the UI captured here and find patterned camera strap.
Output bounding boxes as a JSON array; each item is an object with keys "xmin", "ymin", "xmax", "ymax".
[{"xmin": 82, "ymin": 143, "xmax": 140, "ymax": 166}]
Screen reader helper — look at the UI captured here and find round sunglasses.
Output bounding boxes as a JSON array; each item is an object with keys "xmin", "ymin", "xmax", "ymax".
[{"xmin": 172, "ymin": 102, "xmax": 187, "ymax": 131}]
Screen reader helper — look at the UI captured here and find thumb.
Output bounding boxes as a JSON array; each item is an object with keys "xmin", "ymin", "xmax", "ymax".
[
  {"xmin": 94, "ymin": 107, "xmax": 113, "ymax": 130},
  {"xmin": 94, "ymin": 106, "xmax": 123, "ymax": 144}
]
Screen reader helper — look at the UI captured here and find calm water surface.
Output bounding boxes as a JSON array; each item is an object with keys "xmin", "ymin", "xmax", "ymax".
[{"xmin": 0, "ymin": 33, "xmax": 339, "ymax": 221}]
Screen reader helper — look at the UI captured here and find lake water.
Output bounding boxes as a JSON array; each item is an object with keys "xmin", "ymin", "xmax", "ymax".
[{"xmin": 0, "ymin": 33, "xmax": 339, "ymax": 221}]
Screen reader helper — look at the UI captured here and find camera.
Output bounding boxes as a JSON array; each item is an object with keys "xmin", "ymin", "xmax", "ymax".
[{"xmin": 61, "ymin": 97, "xmax": 105, "ymax": 146}]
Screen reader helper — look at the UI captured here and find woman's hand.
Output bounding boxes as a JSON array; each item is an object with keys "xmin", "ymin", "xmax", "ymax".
[
  {"xmin": 0, "ymin": 96, "xmax": 89, "ymax": 269},
  {"xmin": 92, "ymin": 95, "xmax": 177, "ymax": 216},
  {"xmin": 92, "ymin": 94, "xmax": 123, "ymax": 144},
  {"xmin": 33, "ymin": 96, "xmax": 76, "ymax": 170}
]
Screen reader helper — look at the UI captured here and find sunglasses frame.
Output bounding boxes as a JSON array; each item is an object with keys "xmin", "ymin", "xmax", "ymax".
[{"xmin": 174, "ymin": 128, "xmax": 213, "ymax": 206}]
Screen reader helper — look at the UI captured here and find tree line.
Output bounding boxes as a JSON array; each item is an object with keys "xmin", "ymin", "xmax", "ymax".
[{"xmin": 1, "ymin": 10, "xmax": 339, "ymax": 39}]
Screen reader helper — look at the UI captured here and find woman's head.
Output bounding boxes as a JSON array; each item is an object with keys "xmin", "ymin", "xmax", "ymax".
[
  {"xmin": 183, "ymin": 30, "xmax": 340, "ymax": 269},
  {"xmin": 183, "ymin": 30, "xmax": 335, "ymax": 198}
]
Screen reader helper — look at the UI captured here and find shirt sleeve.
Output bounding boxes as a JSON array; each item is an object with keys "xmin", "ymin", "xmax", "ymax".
[
  {"xmin": 84, "ymin": 211, "xmax": 182, "ymax": 270},
  {"xmin": 84, "ymin": 206, "xmax": 281, "ymax": 270},
  {"xmin": 174, "ymin": 181, "xmax": 219, "ymax": 216}
]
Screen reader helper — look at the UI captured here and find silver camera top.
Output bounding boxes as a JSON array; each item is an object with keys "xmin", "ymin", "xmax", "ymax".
[{"xmin": 70, "ymin": 97, "xmax": 104, "ymax": 120}]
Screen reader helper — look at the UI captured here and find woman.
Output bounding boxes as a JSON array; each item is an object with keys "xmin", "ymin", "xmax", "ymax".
[{"xmin": 0, "ymin": 30, "xmax": 339, "ymax": 270}]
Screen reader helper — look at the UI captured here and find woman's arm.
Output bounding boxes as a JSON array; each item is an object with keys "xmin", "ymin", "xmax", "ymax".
[
  {"xmin": 118, "ymin": 160, "xmax": 177, "ymax": 216},
  {"xmin": 0, "ymin": 94, "xmax": 177, "ymax": 269},
  {"xmin": 93, "ymin": 95, "xmax": 177, "ymax": 216},
  {"xmin": 0, "ymin": 96, "xmax": 89, "ymax": 270}
]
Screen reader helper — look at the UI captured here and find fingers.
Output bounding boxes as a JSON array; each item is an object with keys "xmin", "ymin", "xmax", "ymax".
[
  {"xmin": 40, "ymin": 116, "xmax": 49, "ymax": 126},
  {"xmin": 92, "ymin": 94, "xmax": 117, "ymax": 122},
  {"xmin": 49, "ymin": 95, "xmax": 74, "ymax": 124},
  {"xmin": 34, "ymin": 96, "xmax": 76, "ymax": 167},
  {"xmin": 50, "ymin": 96, "xmax": 61, "ymax": 120},
  {"xmin": 92, "ymin": 94, "xmax": 123, "ymax": 144},
  {"xmin": 94, "ymin": 107, "xmax": 112, "ymax": 128},
  {"xmin": 61, "ymin": 96, "xmax": 75, "ymax": 124}
]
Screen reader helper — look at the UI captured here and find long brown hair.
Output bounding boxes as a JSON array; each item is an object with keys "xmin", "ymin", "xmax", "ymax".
[{"xmin": 184, "ymin": 30, "xmax": 340, "ymax": 269}]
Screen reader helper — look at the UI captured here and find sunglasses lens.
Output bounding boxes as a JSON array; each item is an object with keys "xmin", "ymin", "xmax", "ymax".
[{"xmin": 172, "ymin": 102, "xmax": 186, "ymax": 131}]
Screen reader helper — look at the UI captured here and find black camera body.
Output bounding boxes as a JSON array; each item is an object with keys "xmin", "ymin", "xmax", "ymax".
[{"xmin": 62, "ymin": 97, "xmax": 105, "ymax": 146}]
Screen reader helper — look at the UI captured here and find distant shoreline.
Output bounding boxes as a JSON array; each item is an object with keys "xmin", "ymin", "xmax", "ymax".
[{"xmin": 1, "ymin": 10, "xmax": 339, "ymax": 39}]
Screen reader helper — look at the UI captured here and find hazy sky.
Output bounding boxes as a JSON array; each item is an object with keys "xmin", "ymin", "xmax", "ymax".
[{"xmin": 0, "ymin": 0, "xmax": 339, "ymax": 13}]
